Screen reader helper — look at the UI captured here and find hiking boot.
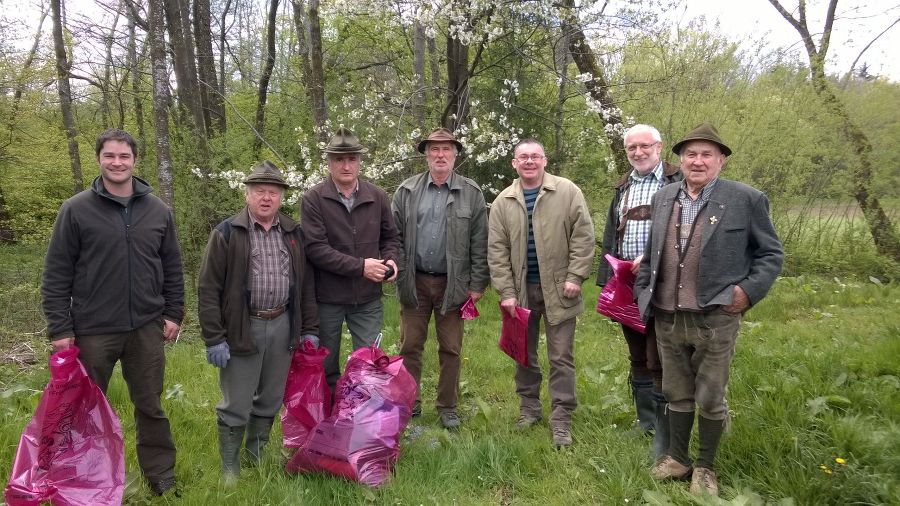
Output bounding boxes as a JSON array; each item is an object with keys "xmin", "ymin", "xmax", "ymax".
[
  {"xmin": 411, "ymin": 400, "xmax": 422, "ymax": 417},
  {"xmin": 690, "ymin": 467, "xmax": 718, "ymax": 496},
  {"xmin": 551, "ymin": 426, "xmax": 572, "ymax": 448},
  {"xmin": 440, "ymin": 410, "xmax": 461, "ymax": 429},
  {"xmin": 650, "ymin": 455, "xmax": 692, "ymax": 481},
  {"xmin": 515, "ymin": 413, "xmax": 542, "ymax": 429},
  {"xmin": 149, "ymin": 477, "xmax": 179, "ymax": 497}
]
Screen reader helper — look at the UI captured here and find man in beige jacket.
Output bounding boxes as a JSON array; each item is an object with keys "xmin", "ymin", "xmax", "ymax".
[{"xmin": 488, "ymin": 138, "xmax": 595, "ymax": 448}]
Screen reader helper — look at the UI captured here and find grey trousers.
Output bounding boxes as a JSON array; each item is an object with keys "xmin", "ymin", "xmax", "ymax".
[
  {"xmin": 216, "ymin": 312, "xmax": 292, "ymax": 427},
  {"xmin": 654, "ymin": 308, "xmax": 741, "ymax": 420},
  {"xmin": 318, "ymin": 299, "xmax": 383, "ymax": 389},
  {"xmin": 516, "ymin": 283, "xmax": 577, "ymax": 427},
  {"xmin": 77, "ymin": 318, "xmax": 176, "ymax": 482}
]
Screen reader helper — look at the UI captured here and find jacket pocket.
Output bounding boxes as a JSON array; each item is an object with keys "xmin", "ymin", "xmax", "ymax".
[{"xmin": 554, "ymin": 267, "xmax": 581, "ymax": 308}]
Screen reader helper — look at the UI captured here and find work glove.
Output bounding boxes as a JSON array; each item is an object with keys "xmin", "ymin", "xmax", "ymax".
[
  {"xmin": 290, "ymin": 334, "xmax": 319, "ymax": 351},
  {"xmin": 206, "ymin": 342, "xmax": 230, "ymax": 368}
]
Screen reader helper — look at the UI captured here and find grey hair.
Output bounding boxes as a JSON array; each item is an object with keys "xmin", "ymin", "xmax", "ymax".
[{"xmin": 624, "ymin": 124, "xmax": 662, "ymax": 145}]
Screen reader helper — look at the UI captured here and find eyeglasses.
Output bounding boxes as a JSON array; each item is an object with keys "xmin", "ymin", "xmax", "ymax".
[
  {"xmin": 515, "ymin": 154, "xmax": 545, "ymax": 162},
  {"xmin": 625, "ymin": 142, "xmax": 659, "ymax": 153}
]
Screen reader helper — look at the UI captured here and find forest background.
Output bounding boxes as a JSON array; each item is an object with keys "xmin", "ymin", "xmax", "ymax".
[{"xmin": 0, "ymin": 0, "xmax": 898, "ymax": 279}]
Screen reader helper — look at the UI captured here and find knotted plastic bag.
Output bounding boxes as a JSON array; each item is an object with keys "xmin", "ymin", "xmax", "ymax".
[
  {"xmin": 460, "ymin": 296, "xmax": 480, "ymax": 320},
  {"xmin": 286, "ymin": 345, "xmax": 417, "ymax": 487},
  {"xmin": 499, "ymin": 304, "xmax": 531, "ymax": 367},
  {"xmin": 5, "ymin": 346, "xmax": 125, "ymax": 506},
  {"xmin": 282, "ymin": 341, "xmax": 331, "ymax": 448},
  {"xmin": 596, "ymin": 253, "xmax": 646, "ymax": 333}
]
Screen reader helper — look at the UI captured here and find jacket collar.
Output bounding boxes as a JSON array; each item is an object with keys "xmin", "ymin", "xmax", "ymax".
[
  {"xmin": 232, "ymin": 207, "xmax": 298, "ymax": 232},
  {"xmin": 320, "ymin": 177, "xmax": 375, "ymax": 204},
  {"xmin": 506, "ymin": 172, "xmax": 558, "ymax": 197},
  {"xmin": 401, "ymin": 170, "xmax": 464, "ymax": 192},
  {"xmin": 91, "ymin": 175, "xmax": 153, "ymax": 201}
]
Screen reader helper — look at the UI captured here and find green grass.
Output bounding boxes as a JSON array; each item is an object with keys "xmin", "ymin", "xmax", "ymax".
[{"xmin": 1, "ymin": 244, "xmax": 898, "ymax": 504}]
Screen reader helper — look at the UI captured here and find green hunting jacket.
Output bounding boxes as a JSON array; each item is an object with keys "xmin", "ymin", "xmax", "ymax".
[{"xmin": 392, "ymin": 171, "xmax": 489, "ymax": 314}]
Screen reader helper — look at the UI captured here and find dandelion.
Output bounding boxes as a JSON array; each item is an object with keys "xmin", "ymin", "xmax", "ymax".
[
  {"xmin": 835, "ymin": 457, "xmax": 846, "ymax": 465},
  {"xmin": 819, "ymin": 464, "xmax": 833, "ymax": 474}
]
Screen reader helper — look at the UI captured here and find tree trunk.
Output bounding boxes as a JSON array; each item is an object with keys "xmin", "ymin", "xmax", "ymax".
[
  {"xmin": 164, "ymin": 0, "xmax": 209, "ymax": 161},
  {"xmin": 50, "ymin": 0, "xmax": 84, "ymax": 195},
  {"xmin": 306, "ymin": 0, "xmax": 329, "ymax": 143},
  {"xmin": 558, "ymin": 0, "xmax": 628, "ymax": 174},
  {"xmin": 253, "ymin": 0, "xmax": 280, "ymax": 157},
  {"xmin": 194, "ymin": 0, "xmax": 226, "ymax": 133},
  {"xmin": 427, "ymin": 35, "xmax": 441, "ymax": 107},
  {"xmin": 412, "ymin": 20, "xmax": 427, "ymax": 131},
  {"xmin": 9, "ymin": 6, "xmax": 47, "ymax": 133},
  {"xmin": 769, "ymin": 0, "xmax": 900, "ymax": 261},
  {"xmin": 149, "ymin": 0, "xmax": 175, "ymax": 209},
  {"xmin": 554, "ymin": 29, "xmax": 570, "ymax": 163},
  {"xmin": 219, "ymin": 0, "xmax": 232, "ymax": 101},
  {"xmin": 126, "ymin": 7, "xmax": 147, "ymax": 161},
  {"xmin": 101, "ymin": 7, "xmax": 122, "ymax": 130},
  {"xmin": 443, "ymin": 34, "xmax": 469, "ymax": 131},
  {"xmin": 0, "ymin": 183, "xmax": 14, "ymax": 244}
]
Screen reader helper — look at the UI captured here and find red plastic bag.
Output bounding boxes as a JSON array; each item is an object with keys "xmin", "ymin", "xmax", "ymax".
[
  {"xmin": 499, "ymin": 304, "xmax": 531, "ymax": 367},
  {"xmin": 282, "ymin": 341, "xmax": 331, "ymax": 448},
  {"xmin": 5, "ymin": 346, "xmax": 125, "ymax": 506},
  {"xmin": 596, "ymin": 253, "xmax": 646, "ymax": 333},
  {"xmin": 460, "ymin": 296, "xmax": 480, "ymax": 320},
  {"xmin": 286, "ymin": 345, "xmax": 417, "ymax": 487}
]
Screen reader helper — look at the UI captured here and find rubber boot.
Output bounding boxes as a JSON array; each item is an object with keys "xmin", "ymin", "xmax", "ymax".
[
  {"xmin": 244, "ymin": 415, "xmax": 274, "ymax": 463},
  {"xmin": 631, "ymin": 376, "xmax": 656, "ymax": 433},
  {"xmin": 650, "ymin": 392, "xmax": 670, "ymax": 460},
  {"xmin": 217, "ymin": 421, "xmax": 245, "ymax": 482}
]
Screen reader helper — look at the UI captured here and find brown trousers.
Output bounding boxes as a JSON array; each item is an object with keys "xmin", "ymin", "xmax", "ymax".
[
  {"xmin": 516, "ymin": 283, "xmax": 577, "ymax": 427},
  {"xmin": 399, "ymin": 273, "xmax": 464, "ymax": 413},
  {"xmin": 76, "ymin": 318, "xmax": 176, "ymax": 482}
]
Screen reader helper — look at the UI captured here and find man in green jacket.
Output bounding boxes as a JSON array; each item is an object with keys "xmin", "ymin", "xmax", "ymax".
[
  {"xmin": 392, "ymin": 127, "xmax": 489, "ymax": 429},
  {"xmin": 488, "ymin": 138, "xmax": 595, "ymax": 448},
  {"xmin": 42, "ymin": 128, "xmax": 184, "ymax": 496}
]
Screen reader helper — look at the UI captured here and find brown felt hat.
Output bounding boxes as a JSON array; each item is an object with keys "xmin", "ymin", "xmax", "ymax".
[
  {"xmin": 243, "ymin": 160, "xmax": 289, "ymax": 187},
  {"xmin": 671, "ymin": 122, "xmax": 732, "ymax": 156},
  {"xmin": 417, "ymin": 127, "xmax": 463, "ymax": 154},
  {"xmin": 324, "ymin": 127, "xmax": 368, "ymax": 154}
]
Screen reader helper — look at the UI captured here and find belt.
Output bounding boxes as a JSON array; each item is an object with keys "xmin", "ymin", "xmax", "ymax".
[
  {"xmin": 416, "ymin": 270, "xmax": 446, "ymax": 277},
  {"xmin": 249, "ymin": 305, "xmax": 286, "ymax": 319}
]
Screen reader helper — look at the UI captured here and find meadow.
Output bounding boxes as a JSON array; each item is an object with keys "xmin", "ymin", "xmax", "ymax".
[{"xmin": 0, "ymin": 244, "xmax": 898, "ymax": 505}]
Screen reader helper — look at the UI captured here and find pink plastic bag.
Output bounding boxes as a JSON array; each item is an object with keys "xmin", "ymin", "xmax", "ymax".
[
  {"xmin": 499, "ymin": 304, "xmax": 531, "ymax": 367},
  {"xmin": 282, "ymin": 341, "xmax": 331, "ymax": 448},
  {"xmin": 460, "ymin": 296, "xmax": 480, "ymax": 320},
  {"xmin": 596, "ymin": 254, "xmax": 646, "ymax": 333},
  {"xmin": 286, "ymin": 345, "xmax": 417, "ymax": 487},
  {"xmin": 5, "ymin": 346, "xmax": 125, "ymax": 506}
]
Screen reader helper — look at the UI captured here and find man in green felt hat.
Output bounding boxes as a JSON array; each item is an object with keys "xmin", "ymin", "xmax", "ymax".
[
  {"xmin": 301, "ymin": 127, "xmax": 400, "ymax": 391},
  {"xmin": 634, "ymin": 123, "xmax": 783, "ymax": 496},
  {"xmin": 199, "ymin": 160, "xmax": 319, "ymax": 482}
]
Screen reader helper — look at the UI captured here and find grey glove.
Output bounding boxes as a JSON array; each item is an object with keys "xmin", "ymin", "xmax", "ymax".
[
  {"xmin": 290, "ymin": 334, "xmax": 319, "ymax": 351},
  {"xmin": 207, "ymin": 342, "xmax": 230, "ymax": 368}
]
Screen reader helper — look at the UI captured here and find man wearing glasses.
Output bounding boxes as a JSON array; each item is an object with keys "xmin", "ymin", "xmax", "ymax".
[
  {"xmin": 597, "ymin": 124, "xmax": 681, "ymax": 459},
  {"xmin": 488, "ymin": 138, "xmax": 595, "ymax": 448},
  {"xmin": 392, "ymin": 127, "xmax": 489, "ymax": 430}
]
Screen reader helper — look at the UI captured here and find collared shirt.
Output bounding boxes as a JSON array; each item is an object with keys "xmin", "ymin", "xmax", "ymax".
[
  {"xmin": 676, "ymin": 178, "xmax": 718, "ymax": 250},
  {"xmin": 333, "ymin": 179, "xmax": 359, "ymax": 212},
  {"xmin": 247, "ymin": 211, "xmax": 290, "ymax": 311},
  {"xmin": 619, "ymin": 161, "xmax": 665, "ymax": 259},
  {"xmin": 415, "ymin": 172, "xmax": 451, "ymax": 274}
]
